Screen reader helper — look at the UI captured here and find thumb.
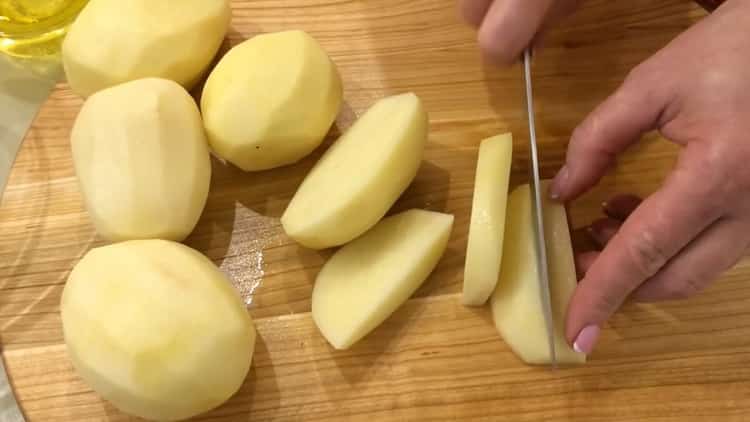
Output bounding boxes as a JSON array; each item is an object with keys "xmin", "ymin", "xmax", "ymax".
[{"xmin": 549, "ymin": 65, "xmax": 674, "ymax": 201}]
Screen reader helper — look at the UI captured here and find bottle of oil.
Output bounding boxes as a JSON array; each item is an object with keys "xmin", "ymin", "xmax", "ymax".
[{"xmin": 0, "ymin": 0, "xmax": 89, "ymax": 58}]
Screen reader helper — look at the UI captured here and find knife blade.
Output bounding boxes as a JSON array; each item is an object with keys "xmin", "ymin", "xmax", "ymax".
[
  {"xmin": 0, "ymin": 53, "xmax": 61, "ymax": 203},
  {"xmin": 0, "ymin": 353, "xmax": 24, "ymax": 422},
  {"xmin": 522, "ymin": 48, "xmax": 557, "ymax": 367}
]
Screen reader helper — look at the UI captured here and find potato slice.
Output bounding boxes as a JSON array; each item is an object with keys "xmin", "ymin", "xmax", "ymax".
[
  {"xmin": 61, "ymin": 240, "xmax": 255, "ymax": 421},
  {"xmin": 282, "ymin": 93, "xmax": 428, "ymax": 249},
  {"xmin": 490, "ymin": 182, "xmax": 585, "ymax": 365},
  {"xmin": 70, "ymin": 78, "xmax": 211, "ymax": 242},
  {"xmin": 312, "ymin": 209, "xmax": 453, "ymax": 349},
  {"xmin": 201, "ymin": 30, "xmax": 343, "ymax": 171},
  {"xmin": 462, "ymin": 133, "xmax": 513, "ymax": 306},
  {"xmin": 63, "ymin": 0, "xmax": 231, "ymax": 97}
]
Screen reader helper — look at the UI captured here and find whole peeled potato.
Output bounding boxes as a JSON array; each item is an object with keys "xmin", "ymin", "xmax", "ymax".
[
  {"xmin": 201, "ymin": 30, "xmax": 343, "ymax": 171},
  {"xmin": 61, "ymin": 240, "xmax": 256, "ymax": 421},
  {"xmin": 62, "ymin": 0, "xmax": 231, "ymax": 97},
  {"xmin": 71, "ymin": 77, "xmax": 211, "ymax": 242}
]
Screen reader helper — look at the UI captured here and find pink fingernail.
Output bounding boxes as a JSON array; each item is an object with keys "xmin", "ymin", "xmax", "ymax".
[
  {"xmin": 573, "ymin": 325, "xmax": 600, "ymax": 355},
  {"xmin": 549, "ymin": 165, "xmax": 569, "ymax": 200}
]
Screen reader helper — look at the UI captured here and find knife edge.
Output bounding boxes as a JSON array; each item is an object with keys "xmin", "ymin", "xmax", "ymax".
[{"xmin": 522, "ymin": 49, "xmax": 557, "ymax": 367}]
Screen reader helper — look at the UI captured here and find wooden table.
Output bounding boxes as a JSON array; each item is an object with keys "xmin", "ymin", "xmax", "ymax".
[{"xmin": 2, "ymin": 0, "xmax": 749, "ymax": 420}]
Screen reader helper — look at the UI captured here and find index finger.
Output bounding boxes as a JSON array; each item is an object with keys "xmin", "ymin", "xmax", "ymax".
[
  {"xmin": 458, "ymin": 0, "xmax": 492, "ymax": 28},
  {"xmin": 477, "ymin": 0, "xmax": 555, "ymax": 65}
]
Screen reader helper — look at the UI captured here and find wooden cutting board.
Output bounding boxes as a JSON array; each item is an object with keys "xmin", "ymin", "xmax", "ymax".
[{"xmin": 2, "ymin": 0, "xmax": 749, "ymax": 420}]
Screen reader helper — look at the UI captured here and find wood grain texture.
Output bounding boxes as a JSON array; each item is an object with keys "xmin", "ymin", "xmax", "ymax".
[{"xmin": 2, "ymin": 0, "xmax": 749, "ymax": 420}]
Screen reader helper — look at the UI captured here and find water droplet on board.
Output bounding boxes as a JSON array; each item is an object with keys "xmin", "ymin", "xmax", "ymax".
[{"xmin": 219, "ymin": 203, "xmax": 279, "ymax": 307}]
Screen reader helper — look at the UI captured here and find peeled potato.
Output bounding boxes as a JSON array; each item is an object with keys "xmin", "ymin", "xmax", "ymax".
[
  {"xmin": 61, "ymin": 240, "xmax": 255, "ymax": 421},
  {"xmin": 312, "ymin": 209, "xmax": 453, "ymax": 349},
  {"xmin": 282, "ymin": 93, "xmax": 428, "ymax": 249},
  {"xmin": 70, "ymin": 78, "xmax": 211, "ymax": 242},
  {"xmin": 462, "ymin": 133, "xmax": 513, "ymax": 306},
  {"xmin": 201, "ymin": 30, "xmax": 343, "ymax": 171},
  {"xmin": 63, "ymin": 0, "xmax": 230, "ymax": 97},
  {"xmin": 490, "ymin": 182, "xmax": 585, "ymax": 365}
]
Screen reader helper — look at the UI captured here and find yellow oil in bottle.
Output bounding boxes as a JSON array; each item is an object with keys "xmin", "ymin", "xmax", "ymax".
[{"xmin": 0, "ymin": 0, "xmax": 89, "ymax": 58}]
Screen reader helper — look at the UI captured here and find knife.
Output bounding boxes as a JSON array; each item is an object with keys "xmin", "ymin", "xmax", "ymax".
[
  {"xmin": 522, "ymin": 48, "xmax": 557, "ymax": 367},
  {"xmin": 0, "ymin": 54, "xmax": 62, "ymax": 203}
]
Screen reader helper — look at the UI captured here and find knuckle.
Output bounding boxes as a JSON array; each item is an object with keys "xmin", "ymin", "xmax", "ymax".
[
  {"xmin": 622, "ymin": 64, "xmax": 649, "ymax": 92},
  {"xmin": 683, "ymin": 146, "xmax": 727, "ymax": 191},
  {"xmin": 679, "ymin": 275, "xmax": 708, "ymax": 298},
  {"xmin": 570, "ymin": 117, "xmax": 615, "ymax": 163},
  {"xmin": 478, "ymin": 38, "xmax": 515, "ymax": 66},
  {"xmin": 594, "ymin": 289, "xmax": 624, "ymax": 319},
  {"xmin": 662, "ymin": 276, "xmax": 705, "ymax": 300},
  {"xmin": 571, "ymin": 118, "xmax": 597, "ymax": 143},
  {"xmin": 477, "ymin": 27, "xmax": 519, "ymax": 66},
  {"xmin": 626, "ymin": 229, "xmax": 670, "ymax": 279},
  {"xmin": 620, "ymin": 61, "xmax": 664, "ymax": 105},
  {"xmin": 675, "ymin": 143, "xmax": 743, "ymax": 209},
  {"xmin": 713, "ymin": 144, "xmax": 750, "ymax": 200}
]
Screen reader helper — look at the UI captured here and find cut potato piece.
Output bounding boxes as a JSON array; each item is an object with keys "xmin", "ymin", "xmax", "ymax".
[
  {"xmin": 201, "ymin": 30, "xmax": 343, "ymax": 171},
  {"xmin": 282, "ymin": 93, "xmax": 428, "ymax": 249},
  {"xmin": 462, "ymin": 133, "xmax": 513, "ymax": 306},
  {"xmin": 63, "ymin": 0, "xmax": 231, "ymax": 97},
  {"xmin": 70, "ymin": 78, "xmax": 211, "ymax": 242},
  {"xmin": 61, "ymin": 240, "xmax": 256, "ymax": 421},
  {"xmin": 312, "ymin": 209, "xmax": 453, "ymax": 349},
  {"xmin": 490, "ymin": 182, "xmax": 585, "ymax": 365}
]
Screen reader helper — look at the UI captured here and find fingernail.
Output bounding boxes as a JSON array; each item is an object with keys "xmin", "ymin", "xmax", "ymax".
[
  {"xmin": 549, "ymin": 165, "xmax": 569, "ymax": 200},
  {"xmin": 573, "ymin": 325, "xmax": 600, "ymax": 355}
]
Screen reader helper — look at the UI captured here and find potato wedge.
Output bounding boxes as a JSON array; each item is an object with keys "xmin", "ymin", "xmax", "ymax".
[
  {"xmin": 312, "ymin": 209, "xmax": 453, "ymax": 349},
  {"xmin": 282, "ymin": 93, "xmax": 428, "ymax": 249},
  {"xmin": 490, "ymin": 182, "xmax": 585, "ymax": 365},
  {"xmin": 462, "ymin": 133, "xmax": 513, "ymax": 306}
]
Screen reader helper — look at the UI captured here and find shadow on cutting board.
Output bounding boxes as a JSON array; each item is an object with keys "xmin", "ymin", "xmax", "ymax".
[{"xmin": 318, "ymin": 298, "xmax": 426, "ymax": 387}]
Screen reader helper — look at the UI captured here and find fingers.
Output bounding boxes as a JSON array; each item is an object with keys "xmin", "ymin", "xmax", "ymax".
[
  {"xmin": 587, "ymin": 218, "xmax": 620, "ymax": 248},
  {"xmin": 459, "ymin": 0, "xmax": 492, "ymax": 27},
  {"xmin": 575, "ymin": 251, "xmax": 599, "ymax": 279},
  {"xmin": 565, "ymin": 151, "xmax": 724, "ymax": 352},
  {"xmin": 477, "ymin": 0, "xmax": 556, "ymax": 65},
  {"xmin": 550, "ymin": 67, "xmax": 672, "ymax": 201},
  {"xmin": 587, "ymin": 195, "xmax": 641, "ymax": 247},
  {"xmin": 603, "ymin": 194, "xmax": 642, "ymax": 221},
  {"xmin": 632, "ymin": 217, "xmax": 750, "ymax": 302}
]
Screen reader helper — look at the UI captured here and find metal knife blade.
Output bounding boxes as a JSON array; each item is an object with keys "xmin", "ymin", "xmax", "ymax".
[
  {"xmin": 0, "ymin": 53, "xmax": 61, "ymax": 203},
  {"xmin": 0, "ymin": 354, "xmax": 24, "ymax": 422},
  {"xmin": 522, "ymin": 48, "xmax": 557, "ymax": 367}
]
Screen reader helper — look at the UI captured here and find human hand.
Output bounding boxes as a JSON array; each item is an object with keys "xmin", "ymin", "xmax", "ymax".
[
  {"xmin": 458, "ymin": 0, "xmax": 580, "ymax": 64},
  {"xmin": 550, "ymin": 0, "xmax": 750, "ymax": 355}
]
